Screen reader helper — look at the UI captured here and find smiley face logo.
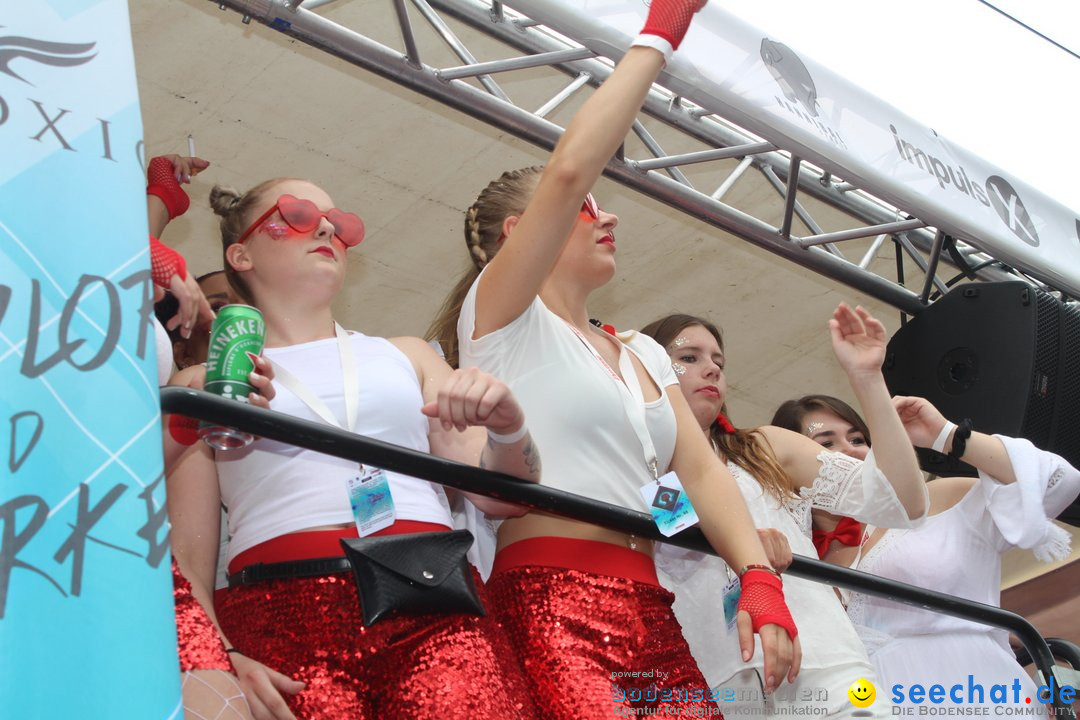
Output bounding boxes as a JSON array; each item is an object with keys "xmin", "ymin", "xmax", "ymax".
[{"xmin": 848, "ymin": 679, "xmax": 876, "ymax": 708}]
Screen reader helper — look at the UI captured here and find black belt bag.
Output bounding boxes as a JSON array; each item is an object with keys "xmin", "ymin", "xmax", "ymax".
[{"xmin": 339, "ymin": 529, "xmax": 485, "ymax": 627}]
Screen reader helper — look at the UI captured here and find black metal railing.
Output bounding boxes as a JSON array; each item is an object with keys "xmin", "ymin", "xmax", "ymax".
[{"xmin": 160, "ymin": 387, "xmax": 1077, "ymax": 715}]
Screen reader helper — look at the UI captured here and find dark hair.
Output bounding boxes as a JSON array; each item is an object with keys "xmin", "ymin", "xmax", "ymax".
[
  {"xmin": 425, "ymin": 166, "xmax": 544, "ymax": 368},
  {"xmin": 153, "ymin": 270, "xmax": 227, "ymax": 344},
  {"xmin": 770, "ymin": 394, "xmax": 872, "ymax": 446},
  {"xmin": 640, "ymin": 313, "xmax": 795, "ymax": 502}
]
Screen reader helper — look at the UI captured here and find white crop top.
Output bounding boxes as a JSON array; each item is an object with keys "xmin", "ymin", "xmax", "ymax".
[
  {"xmin": 217, "ymin": 332, "xmax": 452, "ymax": 564},
  {"xmin": 457, "ymin": 275, "xmax": 679, "ymax": 513}
]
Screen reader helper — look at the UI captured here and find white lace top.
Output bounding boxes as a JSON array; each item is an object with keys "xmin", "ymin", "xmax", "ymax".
[
  {"xmin": 657, "ymin": 450, "xmax": 921, "ymax": 684},
  {"xmin": 846, "ymin": 436, "xmax": 1079, "ymax": 703}
]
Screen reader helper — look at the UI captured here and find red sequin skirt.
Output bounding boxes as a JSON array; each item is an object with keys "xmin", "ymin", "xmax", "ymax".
[
  {"xmin": 487, "ymin": 536, "xmax": 723, "ymax": 720},
  {"xmin": 215, "ymin": 526, "xmax": 538, "ymax": 719},
  {"xmin": 173, "ymin": 558, "xmax": 232, "ymax": 673}
]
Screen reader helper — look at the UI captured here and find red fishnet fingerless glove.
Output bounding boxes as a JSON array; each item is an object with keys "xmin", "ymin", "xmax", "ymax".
[
  {"xmin": 641, "ymin": 0, "xmax": 700, "ymax": 49},
  {"xmin": 738, "ymin": 569, "xmax": 798, "ymax": 640},
  {"xmin": 168, "ymin": 414, "xmax": 200, "ymax": 446},
  {"xmin": 150, "ymin": 234, "xmax": 187, "ymax": 286},
  {"xmin": 147, "ymin": 156, "xmax": 190, "ymax": 219}
]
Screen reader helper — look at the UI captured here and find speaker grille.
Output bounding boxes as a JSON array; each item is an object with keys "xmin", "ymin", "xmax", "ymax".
[
  {"xmin": 1021, "ymin": 290, "xmax": 1059, "ymax": 450},
  {"xmin": 1052, "ymin": 301, "xmax": 1080, "ymax": 469}
]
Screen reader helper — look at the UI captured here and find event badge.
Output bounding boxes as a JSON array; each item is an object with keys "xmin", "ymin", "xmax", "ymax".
[
  {"xmin": 347, "ymin": 466, "xmax": 396, "ymax": 536},
  {"xmin": 722, "ymin": 574, "xmax": 741, "ymax": 632},
  {"xmin": 639, "ymin": 471, "xmax": 699, "ymax": 536}
]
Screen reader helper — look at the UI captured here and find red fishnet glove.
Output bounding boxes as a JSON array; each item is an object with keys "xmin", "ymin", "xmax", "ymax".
[
  {"xmin": 738, "ymin": 569, "xmax": 798, "ymax": 640},
  {"xmin": 167, "ymin": 414, "xmax": 199, "ymax": 446},
  {"xmin": 632, "ymin": 0, "xmax": 704, "ymax": 62},
  {"xmin": 147, "ymin": 155, "xmax": 190, "ymax": 219},
  {"xmin": 150, "ymin": 234, "xmax": 187, "ymax": 286}
]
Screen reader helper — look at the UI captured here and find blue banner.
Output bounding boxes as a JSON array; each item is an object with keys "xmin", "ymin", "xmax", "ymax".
[{"xmin": 0, "ymin": 1, "xmax": 180, "ymax": 717}]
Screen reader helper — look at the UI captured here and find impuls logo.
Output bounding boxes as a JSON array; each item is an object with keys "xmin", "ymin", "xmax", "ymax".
[
  {"xmin": 889, "ymin": 125, "xmax": 1040, "ymax": 247},
  {"xmin": 0, "ymin": 30, "xmax": 96, "ymax": 86},
  {"xmin": 760, "ymin": 38, "xmax": 846, "ymax": 149}
]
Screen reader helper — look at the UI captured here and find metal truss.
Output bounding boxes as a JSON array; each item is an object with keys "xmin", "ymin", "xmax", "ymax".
[{"xmin": 211, "ymin": 0, "xmax": 1055, "ymax": 315}]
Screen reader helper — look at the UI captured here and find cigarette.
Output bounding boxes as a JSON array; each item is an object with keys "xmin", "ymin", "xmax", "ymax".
[{"xmin": 187, "ymin": 134, "xmax": 196, "ymax": 157}]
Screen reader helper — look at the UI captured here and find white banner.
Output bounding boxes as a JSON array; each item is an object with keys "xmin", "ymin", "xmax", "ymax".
[
  {"xmin": 510, "ymin": 0, "xmax": 1080, "ymax": 295},
  {"xmin": 0, "ymin": 1, "xmax": 181, "ymax": 717}
]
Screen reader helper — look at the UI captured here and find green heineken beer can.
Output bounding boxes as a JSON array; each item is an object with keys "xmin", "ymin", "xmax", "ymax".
[{"xmin": 199, "ymin": 304, "xmax": 266, "ymax": 450}]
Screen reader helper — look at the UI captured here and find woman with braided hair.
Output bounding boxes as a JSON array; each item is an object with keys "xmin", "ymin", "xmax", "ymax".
[
  {"xmin": 145, "ymin": 153, "xmax": 258, "ymax": 719},
  {"xmin": 432, "ymin": 2, "xmax": 803, "ymax": 717},
  {"xmin": 641, "ymin": 311, "xmax": 927, "ymax": 718}
]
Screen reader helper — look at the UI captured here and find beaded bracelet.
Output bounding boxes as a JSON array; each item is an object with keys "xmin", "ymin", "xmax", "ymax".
[{"xmin": 738, "ymin": 563, "xmax": 780, "ymax": 578}]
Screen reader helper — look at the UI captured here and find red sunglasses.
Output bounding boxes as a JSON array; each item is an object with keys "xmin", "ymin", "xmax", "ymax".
[
  {"xmin": 580, "ymin": 193, "xmax": 599, "ymax": 221},
  {"xmin": 238, "ymin": 194, "xmax": 366, "ymax": 247}
]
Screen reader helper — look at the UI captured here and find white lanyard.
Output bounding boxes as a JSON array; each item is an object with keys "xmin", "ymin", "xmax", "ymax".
[
  {"xmin": 268, "ymin": 323, "xmax": 359, "ymax": 433},
  {"xmin": 564, "ymin": 322, "xmax": 659, "ymax": 479}
]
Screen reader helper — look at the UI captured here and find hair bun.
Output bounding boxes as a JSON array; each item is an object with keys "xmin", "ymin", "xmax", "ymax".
[{"xmin": 209, "ymin": 185, "xmax": 243, "ymax": 216}]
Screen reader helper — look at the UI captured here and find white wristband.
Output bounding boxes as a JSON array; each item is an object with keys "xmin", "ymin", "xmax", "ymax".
[
  {"xmin": 630, "ymin": 33, "xmax": 674, "ymax": 64},
  {"xmin": 487, "ymin": 425, "xmax": 529, "ymax": 444},
  {"xmin": 931, "ymin": 421, "xmax": 957, "ymax": 454}
]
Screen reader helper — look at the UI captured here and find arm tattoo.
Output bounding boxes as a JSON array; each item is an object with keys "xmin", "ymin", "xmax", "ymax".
[{"xmin": 522, "ymin": 437, "xmax": 541, "ymax": 476}]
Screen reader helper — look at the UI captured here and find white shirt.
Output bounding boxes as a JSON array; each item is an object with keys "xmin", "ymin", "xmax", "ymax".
[
  {"xmin": 457, "ymin": 276, "xmax": 679, "ymax": 513},
  {"xmin": 217, "ymin": 332, "xmax": 452, "ymax": 564}
]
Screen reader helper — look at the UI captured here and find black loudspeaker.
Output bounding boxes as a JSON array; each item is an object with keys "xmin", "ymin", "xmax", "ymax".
[{"xmin": 883, "ymin": 281, "xmax": 1080, "ymax": 527}]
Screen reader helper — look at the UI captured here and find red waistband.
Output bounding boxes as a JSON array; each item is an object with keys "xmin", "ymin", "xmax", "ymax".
[
  {"xmin": 228, "ymin": 521, "xmax": 452, "ymax": 576},
  {"xmin": 491, "ymin": 536, "xmax": 659, "ymax": 586}
]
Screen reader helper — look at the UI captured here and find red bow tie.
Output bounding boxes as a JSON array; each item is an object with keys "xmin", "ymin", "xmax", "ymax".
[{"xmin": 812, "ymin": 516, "xmax": 863, "ymax": 559}]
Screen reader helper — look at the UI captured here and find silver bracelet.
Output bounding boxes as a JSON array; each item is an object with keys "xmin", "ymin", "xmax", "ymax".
[{"xmin": 487, "ymin": 425, "xmax": 529, "ymax": 444}]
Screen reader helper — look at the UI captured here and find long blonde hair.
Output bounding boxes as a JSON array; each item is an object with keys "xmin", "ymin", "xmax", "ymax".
[
  {"xmin": 640, "ymin": 313, "xmax": 796, "ymax": 503},
  {"xmin": 425, "ymin": 166, "xmax": 543, "ymax": 368}
]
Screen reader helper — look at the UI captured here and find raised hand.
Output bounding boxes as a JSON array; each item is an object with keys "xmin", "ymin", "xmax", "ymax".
[
  {"xmin": 892, "ymin": 395, "xmax": 950, "ymax": 449},
  {"xmin": 636, "ymin": 0, "xmax": 709, "ymax": 57},
  {"xmin": 828, "ymin": 303, "xmax": 887, "ymax": 378},
  {"xmin": 147, "ymin": 154, "xmax": 211, "ymax": 219}
]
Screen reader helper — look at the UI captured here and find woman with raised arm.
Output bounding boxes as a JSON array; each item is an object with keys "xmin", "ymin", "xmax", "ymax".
[
  {"xmin": 436, "ymin": 2, "xmax": 804, "ymax": 716},
  {"xmin": 166, "ymin": 175, "xmax": 541, "ymax": 720},
  {"xmin": 145, "ymin": 153, "xmax": 259, "ymax": 720},
  {"xmin": 641, "ymin": 309, "xmax": 926, "ymax": 718},
  {"xmin": 772, "ymin": 394, "xmax": 1080, "ymax": 710}
]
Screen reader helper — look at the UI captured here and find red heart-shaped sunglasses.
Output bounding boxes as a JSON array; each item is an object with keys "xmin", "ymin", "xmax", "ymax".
[{"xmin": 238, "ymin": 194, "xmax": 366, "ymax": 247}]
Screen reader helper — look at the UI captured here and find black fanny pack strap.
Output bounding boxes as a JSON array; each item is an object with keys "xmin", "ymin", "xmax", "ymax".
[{"xmin": 228, "ymin": 556, "xmax": 352, "ymax": 587}]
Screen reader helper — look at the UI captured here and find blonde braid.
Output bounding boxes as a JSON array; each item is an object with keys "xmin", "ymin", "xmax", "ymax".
[{"xmin": 426, "ymin": 165, "xmax": 543, "ymax": 368}]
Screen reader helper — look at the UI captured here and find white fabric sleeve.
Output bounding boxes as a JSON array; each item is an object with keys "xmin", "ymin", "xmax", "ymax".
[
  {"xmin": 625, "ymin": 331, "xmax": 679, "ymax": 388},
  {"xmin": 456, "ymin": 268, "xmax": 543, "ymax": 371},
  {"xmin": 802, "ymin": 449, "xmax": 926, "ymax": 529},
  {"xmin": 977, "ymin": 435, "xmax": 1080, "ymax": 561}
]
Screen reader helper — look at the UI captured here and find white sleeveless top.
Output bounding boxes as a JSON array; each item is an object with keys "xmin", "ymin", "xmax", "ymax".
[
  {"xmin": 217, "ymin": 332, "xmax": 453, "ymax": 565},
  {"xmin": 457, "ymin": 275, "xmax": 678, "ymax": 513}
]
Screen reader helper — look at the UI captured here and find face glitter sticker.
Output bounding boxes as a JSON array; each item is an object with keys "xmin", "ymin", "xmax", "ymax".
[
  {"xmin": 670, "ymin": 337, "xmax": 689, "ymax": 348},
  {"xmin": 671, "ymin": 362, "xmax": 687, "ymax": 376},
  {"xmin": 263, "ymin": 221, "xmax": 294, "ymax": 240},
  {"xmin": 806, "ymin": 422, "xmax": 825, "ymax": 435}
]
